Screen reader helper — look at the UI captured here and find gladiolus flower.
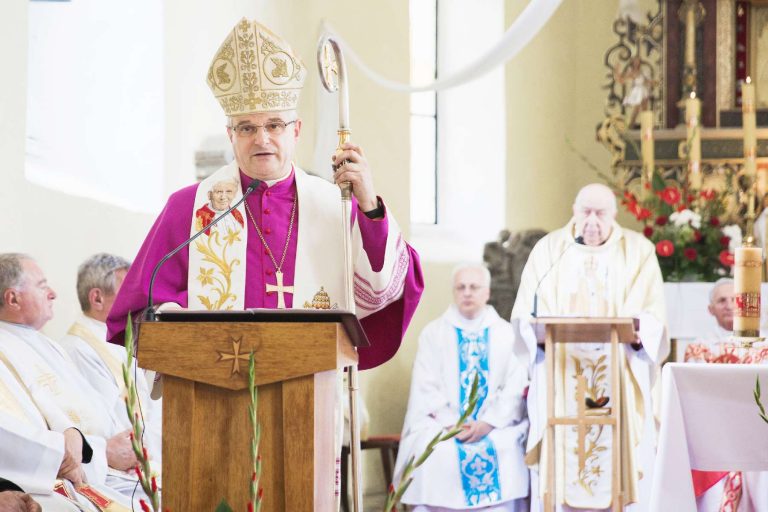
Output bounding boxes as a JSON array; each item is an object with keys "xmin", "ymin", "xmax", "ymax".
[
  {"xmin": 151, "ymin": 476, "xmax": 157, "ymax": 493},
  {"xmin": 719, "ymin": 250, "xmax": 735, "ymax": 267},
  {"xmin": 655, "ymin": 216, "xmax": 668, "ymax": 226},
  {"xmin": 139, "ymin": 499, "xmax": 150, "ymax": 512},
  {"xmin": 700, "ymin": 189, "xmax": 716, "ymax": 201},
  {"xmin": 656, "ymin": 240, "xmax": 674, "ymax": 257},
  {"xmin": 258, "ymin": 488, "xmax": 264, "ymax": 499},
  {"xmin": 143, "ymin": 447, "xmax": 148, "ymax": 461},
  {"xmin": 643, "ymin": 226, "xmax": 654, "ymax": 237},
  {"xmin": 134, "ymin": 465, "xmax": 143, "ymax": 480},
  {"xmin": 248, "ymin": 502, "xmax": 255, "ymax": 512},
  {"xmin": 661, "ymin": 187, "xmax": 681, "ymax": 205},
  {"xmin": 644, "ymin": 182, "xmax": 651, "ymax": 189},
  {"xmin": 684, "ymin": 247, "xmax": 697, "ymax": 261}
]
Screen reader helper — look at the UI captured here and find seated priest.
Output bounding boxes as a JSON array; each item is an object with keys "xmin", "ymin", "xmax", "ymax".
[
  {"xmin": 106, "ymin": 18, "xmax": 424, "ymax": 374},
  {"xmin": 394, "ymin": 263, "xmax": 529, "ymax": 512},
  {"xmin": 684, "ymin": 279, "xmax": 768, "ymax": 511},
  {"xmin": 511, "ymin": 183, "xmax": 668, "ymax": 511},
  {"xmin": 0, "ymin": 253, "xmax": 151, "ymax": 505},
  {"xmin": 59, "ymin": 253, "xmax": 162, "ymax": 468},
  {"xmin": 0, "ymin": 361, "xmax": 140, "ymax": 512}
]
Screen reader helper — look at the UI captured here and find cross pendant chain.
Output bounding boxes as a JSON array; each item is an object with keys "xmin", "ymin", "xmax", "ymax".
[
  {"xmin": 265, "ymin": 270, "xmax": 295, "ymax": 309},
  {"xmin": 244, "ymin": 196, "xmax": 298, "ymax": 309}
]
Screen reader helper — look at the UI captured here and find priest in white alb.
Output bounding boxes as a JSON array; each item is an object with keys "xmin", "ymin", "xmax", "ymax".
[
  {"xmin": 0, "ymin": 253, "xmax": 150, "ymax": 506},
  {"xmin": 394, "ymin": 264, "xmax": 529, "ymax": 512},
  {"xmin": 59, "ymin": 253, "xmax": 162, "ymax": 470},
  {"xmin": 511, "ymin": 183, "xmax": 668, "ymax": 511},
  {"xmin": 0, "ymin": 358, "xmax": 136, "ymax": 512}
]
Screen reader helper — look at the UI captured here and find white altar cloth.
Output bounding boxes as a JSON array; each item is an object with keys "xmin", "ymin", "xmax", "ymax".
[{"xmin": 649, "ymin": 363, "xmax": 768, "ymax": 511}]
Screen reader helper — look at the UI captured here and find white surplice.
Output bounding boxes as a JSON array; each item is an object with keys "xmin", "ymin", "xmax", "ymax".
[
  {"xmin": 512, "ymin": 220, "xmax": 668, "ymax": 512},
  {"xmin": 0, "ymin": 359, "xmax": 138, "ymax": 511},
  {"xmin": 59, "ymin": 315, "xmax": 162, "ymax": 470},
  {"xmin": 394, "ymin": 305, "xmax": 529, "ymax": 510},
  {"xmin": 0, "ymin": 321, "xmax": 147, "ymax": 501}
]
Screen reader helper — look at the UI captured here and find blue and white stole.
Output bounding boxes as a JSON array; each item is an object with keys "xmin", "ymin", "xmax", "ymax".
[{"xmin": 455, "ymin": 327, "xmax": 502, "ymax": 506}]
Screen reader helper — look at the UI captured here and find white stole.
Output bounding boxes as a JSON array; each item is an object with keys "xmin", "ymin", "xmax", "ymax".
[{"xmin": 188, "ymin": 162, "xmax": 347, "ymax": 311}]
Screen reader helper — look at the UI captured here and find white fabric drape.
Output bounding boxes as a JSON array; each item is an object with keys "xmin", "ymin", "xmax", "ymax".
[{"xmin": 318, "ymin": 0, "xmax": 563, "ymax": 93}]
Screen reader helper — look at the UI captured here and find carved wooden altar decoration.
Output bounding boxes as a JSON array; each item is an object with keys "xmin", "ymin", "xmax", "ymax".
[{"xmin": 597, "ymin": 0, "xmax": 768, "ymax": 242}]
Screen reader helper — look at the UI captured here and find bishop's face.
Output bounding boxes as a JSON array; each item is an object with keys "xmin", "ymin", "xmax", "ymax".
[
  {"xmin": 16, "ymin": 259, "xmax": 57, "ymax": 330},
  {"xmin": 228, "ymin": 111, "xmax": 302, "ymax": 181},
  {"xmin": 453, "ymin": 267, "xmax": 490, "ymax": 320},
  {"xmin": 573, "ymin": 195, "xmax": 616, "ymax": 246}
]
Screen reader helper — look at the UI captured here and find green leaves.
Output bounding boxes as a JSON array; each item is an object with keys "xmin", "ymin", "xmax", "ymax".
[
  {"xmin": 382, "ymin": 373, "xmax": 481, "ymax": 512},
  {"xmin": 754, "ymin": 376, "xmax": 768, "ymax": 425}
]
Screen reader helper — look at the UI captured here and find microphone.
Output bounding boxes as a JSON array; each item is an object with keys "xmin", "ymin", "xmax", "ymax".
[
  {"xmin": 145, "ymin": 178, "xmax": 262, "ymax": 320},
  {"xmin": 531, "ymin": 234, "xmax": 583, "ymax": 317}
]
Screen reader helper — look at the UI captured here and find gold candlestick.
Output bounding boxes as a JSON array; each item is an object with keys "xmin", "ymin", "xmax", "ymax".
[
  {"xmin": 685, "ymin": 92, "xmax": 702, "ymax": 189},
  {"xmin": 640, "ymin": 110, "xmax": 655, "ymax": 196}
]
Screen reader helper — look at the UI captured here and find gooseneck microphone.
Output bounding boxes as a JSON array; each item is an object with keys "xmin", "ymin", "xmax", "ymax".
[
  {"xmin": 531, "ymin": 235, "xmax": 584, "ymax": 317},
  {"xmin": 145, "ymin": 178, "xmax": 262, "ymax": 320}
]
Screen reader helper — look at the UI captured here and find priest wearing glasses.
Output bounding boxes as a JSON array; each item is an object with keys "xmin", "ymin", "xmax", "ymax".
[{"xmin": 107, "ymin": 18, "xmax": 423, "ymax": 371}]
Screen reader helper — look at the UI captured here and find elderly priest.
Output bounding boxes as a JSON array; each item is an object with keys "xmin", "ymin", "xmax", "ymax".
[
  {"xmin": 0, "ymin": 253, "xmax": 148, "ymax": 508},
  {"xmin": 395, "ymin": 264, "xmax": 529, "ymax": 511},
  {"xmin": 107, "ymin": 18, "xmax": 423, "ymax": 373},
  {"xmin": 511, "ymin": 183, "xmax": 668, "ymax": 511}
]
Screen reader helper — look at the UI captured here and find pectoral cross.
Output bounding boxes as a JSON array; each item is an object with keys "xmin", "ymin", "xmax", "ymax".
[{"xmin": 266, "ymin": 270, "xmax": 294, "ymax": 309}]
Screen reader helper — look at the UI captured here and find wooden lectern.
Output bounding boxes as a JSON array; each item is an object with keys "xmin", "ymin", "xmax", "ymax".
[
  {"xmin": 531, "ymin": 317, "xmax": 637, "ymax": 512},
  {"xmin": 136, "ymin": 309, "xmax": 369, "ymax": 511}
]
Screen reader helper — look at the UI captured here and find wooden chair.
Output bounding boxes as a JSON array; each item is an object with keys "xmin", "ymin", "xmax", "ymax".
[{"xmin": 340, "ymin": 434, "xmax": 401, "ymax": 512}]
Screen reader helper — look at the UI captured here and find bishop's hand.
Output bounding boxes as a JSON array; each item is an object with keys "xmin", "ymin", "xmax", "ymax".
[{"xmin": 332, "ymin": 143, "xmax": 378, "ymax": 213}]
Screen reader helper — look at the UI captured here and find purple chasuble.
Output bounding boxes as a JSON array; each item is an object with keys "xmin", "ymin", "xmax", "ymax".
[{"xmin": 107, "ymin": 168, "xmax": 424, "ymax": 369}]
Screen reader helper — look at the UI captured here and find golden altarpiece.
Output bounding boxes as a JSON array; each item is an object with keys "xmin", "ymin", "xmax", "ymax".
[{"xmin": 597, "ymin": 0, "xmax": 768, "ymax": 232}]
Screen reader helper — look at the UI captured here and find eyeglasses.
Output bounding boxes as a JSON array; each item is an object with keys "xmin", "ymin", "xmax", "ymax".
[{"xmin": 231, "ymin": 120, "xmax": 297, "ymax": 138}]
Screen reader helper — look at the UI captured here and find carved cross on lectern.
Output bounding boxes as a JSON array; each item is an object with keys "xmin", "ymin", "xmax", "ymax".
[{"xmin": 216, "ymin": 336, "xmax": 250, "ymax": 376}]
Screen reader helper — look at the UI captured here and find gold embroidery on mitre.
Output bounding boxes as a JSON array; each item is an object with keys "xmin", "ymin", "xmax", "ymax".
[
  {"xmin": 206, "ymin": 18, "xmax": 305, "ymax": 115},
  {"xmin": 303, "ymin": 286, "xmax": 339, "ymax": 310}
]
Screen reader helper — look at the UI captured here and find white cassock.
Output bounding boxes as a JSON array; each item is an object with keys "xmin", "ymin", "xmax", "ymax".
[
  {"xmin": 0, "ymin": 360, "xmax": 136, "ymax": 511},
  {"xmin": 59, "ymin": 315, "xmax": 162, "ymax": 472},
  {"xmin": 512, "ymin": 220, "xmax": 668, "ymax": 512},
  {"xmin": 393, "ymin": 305, "xmax": 529, "ymax": 511},
  {"xmin": 0, "ymin": 321, "xmax": 150, "ymax": 503}
]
